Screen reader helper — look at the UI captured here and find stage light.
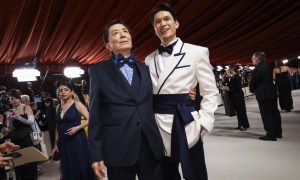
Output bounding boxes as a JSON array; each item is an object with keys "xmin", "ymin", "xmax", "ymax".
[
  {"xmin": 12, "ymin": 68, "xmax": 40, "ymax": 77},
  {"xmin": 282, "ymin": 59, "xmax": 288, "ymax": 64},
  {"xmin": 64, "ymin": 67, "xmax": 84, "ymax": 78},
  {"xmin": 17, "ymin": 76, "xmax": 37, "ymax": 82},
  {"xmin": 12, "ymin": 59, "xmax": 40, "ymax": 82},
  {"xmin": 216, "ymin": 66, "xmax": 223, "ymax": 71}
]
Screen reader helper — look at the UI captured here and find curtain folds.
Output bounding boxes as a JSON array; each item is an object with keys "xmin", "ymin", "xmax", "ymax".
[{"xmin": 0, "ymin": 0, "xmax": 299, "ymax": 74}]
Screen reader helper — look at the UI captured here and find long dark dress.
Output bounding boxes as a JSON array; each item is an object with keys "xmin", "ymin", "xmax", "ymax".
[
  {"xmin": 11, "ymin": 112, "xmax": 37, "ymax": 180},
  {"xmin": 275, "ymin": 72, "xmax": 293, "ymax": 111},
  {"xmin": 56, "ymin": 102, "xmax": 93, "ymax": 180}
]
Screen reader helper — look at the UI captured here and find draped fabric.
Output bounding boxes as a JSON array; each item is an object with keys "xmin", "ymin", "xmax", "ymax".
[{"xmin": 0, "ymin": 0, "xmax": 300, "ymax": 74}]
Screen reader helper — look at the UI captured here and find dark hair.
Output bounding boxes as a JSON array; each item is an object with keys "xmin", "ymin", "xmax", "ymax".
[
  {"xmin": 103, "ymin": 19, "xmax": 131, "ymax": 43},
  {"xmin": 45, "ymin": 97, "xmax": 53, "ymax": 106},
  {"xmin": 30, "ymin": 102, "xmax": 36, "ymax": 108},
  {"xmin": 9, "ymin": 89, "xmax": 22, "ymax": 99},
  {"xmin": 59, "ymin": 82, "xmax": 74, "ymax": 91},
  {"xmin": 275, "ymin": 60, "xmax": 284, "ymax": 67},
  {"xmin": 253, "ymin": 51, "xmax": 266, "ymax": 61},
  {"xmin": 150, "ymin": 3, "xmax": 177, "ymax": 25},
  {"xmin": 229, "ymin": 65, "xmax": 239, "ymax": 73}
]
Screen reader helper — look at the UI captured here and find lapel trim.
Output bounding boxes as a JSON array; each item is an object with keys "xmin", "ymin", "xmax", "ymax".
[
  {"xmin": 154, "ymin": 52, "xmax": 160, "ymax": 79},
  {"xmin": 155, "ymin": 41, "xmax": 186, "ymax": 94}
]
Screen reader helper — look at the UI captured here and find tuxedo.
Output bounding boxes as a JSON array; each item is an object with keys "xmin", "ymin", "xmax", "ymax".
[
  {"xmin": 145, "ymin": 38, "xmax": 219, "ymax": 180},
  {"xmin": 88, "ymin": 57, "xmax": 165, "ymax": 179},
  {"xmin": 250, "ymin": 61, "xmax": 282, "ymax": 138}
]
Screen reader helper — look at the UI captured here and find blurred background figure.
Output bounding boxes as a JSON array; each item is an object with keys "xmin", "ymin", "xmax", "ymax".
[
  {"xmin": 223, "ymin": 65, "xmax": 250, "ymax": 131},
  {"xmin": 24, "ymin": 82, "xmax": 35, "ymax": 102},
  {"xmin": 44, "ymin": 97, "xmax": 56, "ymax": 150},
  {"xmin": 273, "ymin": 60, "xmax": 294, "ymax": 112},
  {"xmin": 250, "ymin": 51, "xmax": 282, "ymax": 141},
  {"xmin": 7, "ymin": 89, "xmax": 38, "ymax": 179},
  {"xmin": 221, "ymin": 70, "xmax": 236, "ymax": 117}
]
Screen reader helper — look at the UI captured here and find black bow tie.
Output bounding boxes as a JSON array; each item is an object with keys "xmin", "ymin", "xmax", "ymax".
[
  {"xmin": 158, "ymin": 40, "xmax": 178, "ymax": 55},
  {"xmin": 115, "ymin": 53, "xmax": 135, "ymax": 68}
]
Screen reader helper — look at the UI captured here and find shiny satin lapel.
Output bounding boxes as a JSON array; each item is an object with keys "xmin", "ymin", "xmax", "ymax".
[{"xmin": 155, "ymin": 39, "xmax": 185, "ymax": 94}]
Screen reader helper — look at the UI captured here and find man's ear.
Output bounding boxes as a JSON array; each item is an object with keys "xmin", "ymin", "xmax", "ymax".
[
  {"xmin": 105, "ymin": 43, "xmax": 112, "ymax": 51},
  {"xmin": 175, "ymin": 20, "xmax": 179, "ymax": 29}
]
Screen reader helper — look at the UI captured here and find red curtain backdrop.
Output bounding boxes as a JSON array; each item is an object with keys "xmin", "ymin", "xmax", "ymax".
[{"xmin": 0, "ymin": 0, "xmax": 300, "ymax": 74}]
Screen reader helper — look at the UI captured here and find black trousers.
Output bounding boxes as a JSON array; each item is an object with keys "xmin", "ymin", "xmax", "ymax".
[
  {"xmin": 258, "ymin": 99, "xmax": 282, "ymax": 137},
  {"xmin": 230, "ymin": 91, "xmax": 250, "ymax": 128},
  {"xmin": 15, "ymin": 162, "xmax": 37, "ymax": 180},
  {"xmin": 162, "ymin": 139, "xmax": 207, "ymax": 180},
  {"xmin": 107, "ymin": 131, "xmax": 163, "ymax": 180}
]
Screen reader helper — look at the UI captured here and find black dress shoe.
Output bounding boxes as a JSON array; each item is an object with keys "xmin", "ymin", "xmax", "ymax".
[
  {"xmin": 276, "ymin": 135, "xmax": 282, "ymax": 138},
  {"xmin": 259, "ymin": 136, "xmax": 277, "ymax": 141},
  {"xmin": 234, "ymin": 127, "xmax": 241, "ymax": 130}
]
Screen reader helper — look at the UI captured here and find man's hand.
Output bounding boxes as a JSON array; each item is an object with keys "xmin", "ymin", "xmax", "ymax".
[
  {"xmin": 189, "ymin": 87, "xmax": 197, "ymax": 101},
  {"xmin": 0, "ymin": 142, "xmax": 20, "ymax": 153},
  {"xmin": 92, "ymin": 161, "xmax": 106, "ymax": 179},
  {"xmin": 0, "ymin": 155, "xmax": 13, "ymax": 167}
]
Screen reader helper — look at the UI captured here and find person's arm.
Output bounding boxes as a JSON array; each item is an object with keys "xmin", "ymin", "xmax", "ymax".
[
  {"xmin": 88, "ymin": 65, "xmax": 105, "ymax": 178},
  {"xmin": 91, "ymin": 161, "xmax": 106, "ymax": 179},
  {"xmin": 11, "ymin": 105, "xmax": 34, "ymax": 125},
  {"xmin": 0, "ymin": 142, "xmax": 20, "ymax": 153},
  {"xmin": 65, "ymin": 100, "xmax": 89, "ymax": 136},
  {"xmin": 0, "ymin": 156, "xmax": 13, "ymax": 167},
  {"xmin": 52, "ymin": 123, "xmax": 59, "ymax": 153},
  {"xmin": 52, "ymin": 106, "xmax": 60, "ymax": 154},
  {"xmin": 195, "ymin": 47, "xmax": 219, "ymax": 133},
  {"xmin": 249, "ymin": 68, "xmax": 260, "ymax": 93}
]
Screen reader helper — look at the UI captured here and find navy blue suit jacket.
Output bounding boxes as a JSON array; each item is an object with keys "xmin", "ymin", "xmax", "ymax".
[{"xmin": 88, "ymin": 58, "xmax": 165, "ymax": 166}]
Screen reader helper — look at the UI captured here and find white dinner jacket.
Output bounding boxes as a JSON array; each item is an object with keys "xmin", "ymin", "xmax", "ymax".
[{"xmin": 145, "ymin": 38, "xmax": 219, "ymax": 155}]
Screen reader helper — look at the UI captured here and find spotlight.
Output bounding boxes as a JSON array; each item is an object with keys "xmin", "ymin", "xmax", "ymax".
[
  {"xmin": 64, "ymin": 67, "xmax": 84, "ymax": 78},
  {"xmin": 12, "ymin": 59, "xmax": 40, "ymax": 82}
]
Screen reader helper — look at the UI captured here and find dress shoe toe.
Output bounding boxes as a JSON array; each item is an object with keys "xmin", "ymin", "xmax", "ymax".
[{"xmin": 259, "ymin": 136, "xmax": 277, "ymax": 141}]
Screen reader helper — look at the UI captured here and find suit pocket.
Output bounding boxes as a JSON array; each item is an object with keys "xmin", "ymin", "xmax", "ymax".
[{"xmin": 175, "ymin": 65, "xmax": 191, "ymax": 69}]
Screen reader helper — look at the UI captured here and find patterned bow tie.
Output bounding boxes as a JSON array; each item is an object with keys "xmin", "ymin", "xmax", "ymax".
[
  {"xmin": 115, "ymin": 53, "xmax": 135, "ymax": 68},
  {"xmin": 158, "ymin": 40, "xmax": 178, "ymax": 55}
]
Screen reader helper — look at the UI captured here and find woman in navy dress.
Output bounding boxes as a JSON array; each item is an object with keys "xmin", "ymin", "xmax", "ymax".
[{"xmin": 52, "ymin": 82, "xmax": 93, "ymax": 180}]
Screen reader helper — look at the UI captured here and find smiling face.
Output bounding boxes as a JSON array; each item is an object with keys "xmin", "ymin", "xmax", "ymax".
[
  {"xmin": 105, "ymin": 23, "xmax": 132, "ymax": 57},
  {"xmin": 153, "ymin": 10, "xmax": 179, "ymax": 46}
]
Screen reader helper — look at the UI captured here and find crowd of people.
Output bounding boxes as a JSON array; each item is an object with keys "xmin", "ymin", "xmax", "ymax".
[{"xmin": 0, "ymin": 3, "xmax": 299, "ymax": 180}]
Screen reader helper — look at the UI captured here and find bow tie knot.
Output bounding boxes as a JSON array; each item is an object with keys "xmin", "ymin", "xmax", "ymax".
[
  {"xmin": 158, "ymin": 40, "xmax": 178, "ymax": 55},
  {"xmin": 115, "ymin": 53, "xmax": 135, "ymax": 68}
]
